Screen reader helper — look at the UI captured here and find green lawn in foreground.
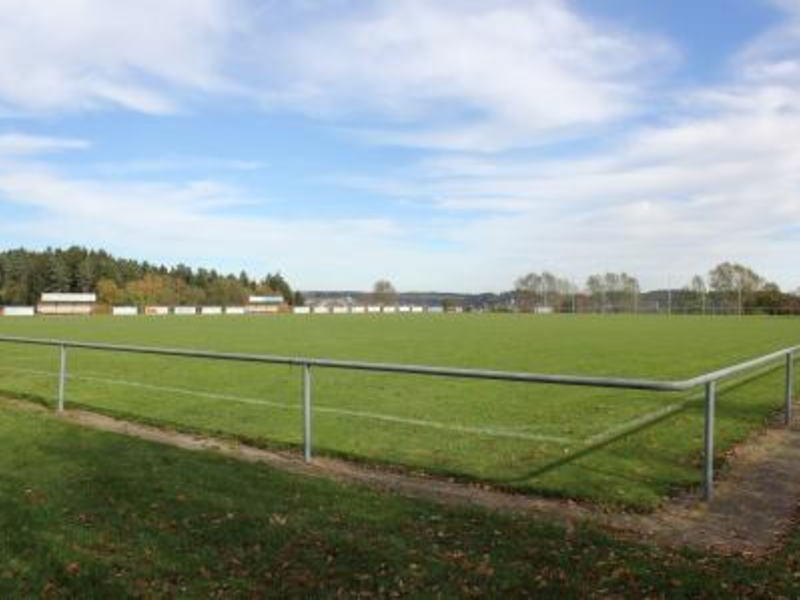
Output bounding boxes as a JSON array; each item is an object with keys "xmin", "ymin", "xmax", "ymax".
[
  {"xmin": 2, "ymin": 403, "xmax": 800, "ymax": 598},
  {"xmin": 0, "ymin": 313, "xmax": 798, "ymax": 508}
]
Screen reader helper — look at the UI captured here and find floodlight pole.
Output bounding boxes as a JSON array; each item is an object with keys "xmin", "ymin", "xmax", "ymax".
[
  {"xmin": 667, "ymin": 278, "xmax": 673, "ymax": 316},
  {"xmin": 738, "ymin": 285, "xmax": 743, "ymax": 316}
]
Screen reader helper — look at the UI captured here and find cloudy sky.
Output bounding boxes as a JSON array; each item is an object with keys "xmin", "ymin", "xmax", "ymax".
[{"xmin": 0, "ymin": 0, "xmax": 798, "ymax": 292}]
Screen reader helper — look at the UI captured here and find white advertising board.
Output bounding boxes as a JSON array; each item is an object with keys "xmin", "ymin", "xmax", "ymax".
[{"xmin": 2, "ymin": 306, "xmax": 35, "ymax": 317}]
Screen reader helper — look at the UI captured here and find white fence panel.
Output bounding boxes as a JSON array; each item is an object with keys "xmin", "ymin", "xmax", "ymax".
[
  {"xmin": 2, "ymin": 306, "xmax": 35, "ymax": 317},
  {"xmin": 112, "ymin": 306, "xmax": 138, "ymax": 316}
]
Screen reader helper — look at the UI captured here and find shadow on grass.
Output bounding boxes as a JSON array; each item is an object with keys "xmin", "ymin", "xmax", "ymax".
[{"xmin": 503, "ymin": 363, "xmax": 787, "ymax": 490}]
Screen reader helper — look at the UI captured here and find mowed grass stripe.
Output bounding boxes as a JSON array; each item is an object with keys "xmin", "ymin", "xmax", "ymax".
[{"xmin": 0, "ymin": 364, "xmax": 574, "ymax": 444}]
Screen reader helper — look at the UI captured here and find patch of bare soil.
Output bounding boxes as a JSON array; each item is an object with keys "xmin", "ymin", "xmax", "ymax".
[{"xmin": 5, "ymin": 398, "xmax": 799, "ymax": 556}]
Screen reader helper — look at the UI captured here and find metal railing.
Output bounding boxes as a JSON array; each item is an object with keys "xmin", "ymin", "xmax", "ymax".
[{"xmin": 0, "ymin": 334, "xmax": 796, "ymax": 501}]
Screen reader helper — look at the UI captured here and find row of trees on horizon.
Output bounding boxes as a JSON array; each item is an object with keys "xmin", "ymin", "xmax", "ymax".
[
  {"xmin": 513, "ymin": 262, "xmax": 798, "ymax": 314},
  {"xmin": 0, "ymin": 247, "xmax": 796, "ymax": 314},
  {"xmin": 0, "ymin": 247, "xmax": 302, "ymax": 307}
]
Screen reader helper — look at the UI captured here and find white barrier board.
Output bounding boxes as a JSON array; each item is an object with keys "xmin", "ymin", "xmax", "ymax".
[
  {"xmin": 2, "ymin": 306, "xmax": 35, "ymax": 317},
  {"xmin": 112, "ymin": 306, "xmax": 138, "ymax": 316},
  {"xmin": 292, "ymin": 306, "xmax": 311, "ymax": 314},
  {"xmin": 174, "ymin": 306, "xmax": 197, "ymax": 316},
  {"xmin": 224, "ymin": 307, "xmax": 246, "ymax": 315},
  {"xmin": 201, "ymin": 306, "xmax": 223, "ymax": 315}
]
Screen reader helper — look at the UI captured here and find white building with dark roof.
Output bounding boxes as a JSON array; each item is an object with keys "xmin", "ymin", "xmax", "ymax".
[{"xmin": 38, "ymin": 293, "xmax": 97, "ymax": 316}]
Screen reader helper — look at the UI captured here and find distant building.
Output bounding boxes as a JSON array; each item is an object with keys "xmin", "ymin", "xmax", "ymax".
[
  {"xmin": 246, "ymin": 295, "xmax": 286, "ymax": 314},
  {"xmin": 38, "ymin": 293, "xmax": 97, "ymax": 316}
]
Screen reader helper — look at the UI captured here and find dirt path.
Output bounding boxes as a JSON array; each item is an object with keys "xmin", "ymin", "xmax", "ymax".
[{"xmin": 5, "ymin": 398, "xmax": 800, "ymax": 556}]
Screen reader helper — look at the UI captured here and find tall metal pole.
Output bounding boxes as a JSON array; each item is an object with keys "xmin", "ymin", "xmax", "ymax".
[
  {"xmin": 786, "ymin": 352, "xmax": 794, "ymax": 427},
  {"xmin": 738, "ymin": 285, "xmax": 743, "ymax": 316},
  {"xmin": 667, "ymin": 278, "xmax": 673, "ymax": 316},
  {"xmin": 704, "ymin": 381, "xmax": 716, "ymax": 501},
  {"xmin": 302, "ymin": 363, "xmax": 312, "ymax": 462},
  {"xmin": 57, "ymin": 345, "xmax": 67, "ymax": 413}
]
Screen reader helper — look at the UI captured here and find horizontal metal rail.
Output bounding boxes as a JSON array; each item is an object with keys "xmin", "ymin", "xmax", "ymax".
[
  {"xmin": 0, "ymin": 334, "xmax": 679, "ymax": 391},
  {"xmin": 0, "ymin": 333, "xmax": 796, "ymax": 501}
]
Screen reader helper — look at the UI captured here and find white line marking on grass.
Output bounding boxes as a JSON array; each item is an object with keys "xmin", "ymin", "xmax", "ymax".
[{"xmin": 0, "ymin": 365, "xmax": 572, "ymax": 445}]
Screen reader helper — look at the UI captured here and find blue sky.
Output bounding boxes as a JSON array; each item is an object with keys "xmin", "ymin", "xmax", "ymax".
[{"xmin": 0, "ymin": 0, "xmax": 799, "ymax": 292}]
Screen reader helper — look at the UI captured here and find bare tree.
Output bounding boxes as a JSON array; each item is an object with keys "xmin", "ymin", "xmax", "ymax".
[{"xmin": 372, "ymin": 279, "xmax": 398, "ymax": 306}]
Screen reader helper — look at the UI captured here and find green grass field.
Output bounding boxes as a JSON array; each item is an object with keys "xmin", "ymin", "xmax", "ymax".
[
  {"xmin": 0, "ymin": 313, "xmax": 798, "ymax": 509},
  {"xmin": 4, "ymin": 403, "xmax": 800, "ymax": 598}
]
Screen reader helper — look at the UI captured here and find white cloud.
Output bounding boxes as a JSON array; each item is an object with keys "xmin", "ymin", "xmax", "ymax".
[
  {"xmin": 253, "ymin": 0, "xmax": 674, "ymax": 151},
  {"xmin": 0, "ymin": 0, "xmax": 673, "ymax": 151},
  {"xmin": 329, "ymin": 4, "xmax": 800, "ymax": 290},
  {"xmin": 0, "ymin": 133, "xmax": 89, "ymax": 155},
  {"xmin": 0, "ymin": 0, "xmax": 244, "ymax": 114}
]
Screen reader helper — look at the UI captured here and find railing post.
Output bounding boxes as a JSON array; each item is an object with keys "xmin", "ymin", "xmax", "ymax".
[
  {"xmin": 786, "ymin": 351, "xmax": 794, "ymax": 427},
  {"xmin": 57, "ymin": 344, "xmax": 67, "ymax": 413},
  {"xmin": 703, "ymin": 380, "xmax": 716, "ymax": 501},
  {"xmin": 303, "ymin": 363, "xmax": 312, "ymax": 462}
]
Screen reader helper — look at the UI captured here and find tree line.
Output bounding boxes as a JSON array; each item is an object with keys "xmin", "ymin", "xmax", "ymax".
[
  {"xmin": 514, "ymin": 262, "xmax": 800, "ymax": 314},
  {"xmin": 0, "ymin": 247, "xmax": 302, "ymax": 307}
]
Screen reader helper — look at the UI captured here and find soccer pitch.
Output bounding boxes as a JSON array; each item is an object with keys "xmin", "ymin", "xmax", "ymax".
[{"xmin": 0, "ymin": 313, "xmax": 798, "ymax": 509}]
